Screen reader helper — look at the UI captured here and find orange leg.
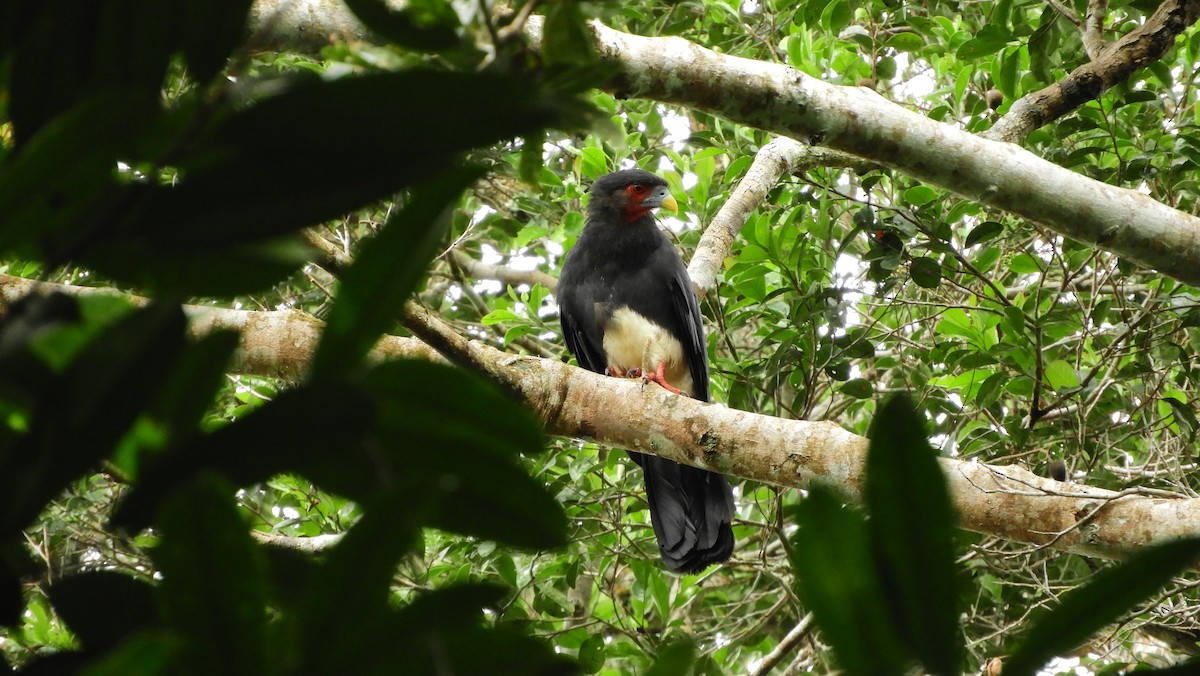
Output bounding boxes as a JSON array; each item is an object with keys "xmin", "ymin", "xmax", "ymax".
[{"xmin": 643, "ymin": 361, "xmax": 683, "ymax": 395}]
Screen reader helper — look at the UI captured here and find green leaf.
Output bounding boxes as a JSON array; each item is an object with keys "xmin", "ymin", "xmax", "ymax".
[
  {"xmin": 964, "ymin": 221, "xmax": 1004, "ymax": 248},
  {"xmin": 1044, "ymin": 360, "xmax": 1079, "ymax": 390},
  {"xmin": 839, "ymin": 378, "xmax": 874, "ymax": 399},
  {"xmin": 910, "ymin": 257, "xmax": 943, "ymax": 288},
  {"xmin": 312, "ymin": 167, "xmax": 482, "ymax": 377},
  {"xmin": 866, "ymin": 395, "xmax": 961, "ymax": 675},
  {"xmin": 47, "ymin": 571, "xmax": 159, "ymax": 652},
  {"xmin": 956, "ymin": 25, "xmax": 1011, "ymax": 60},
  {"xmin": 296, "ymin": 501, "xmax": 424, "ymax": 672},
  {"xmin": 1163, "ymin": 396, "xmax": 1198, "ymax": 440},
  {"xmin": 791, "ymin": 488, "xmax": 910, "ymax": 675},
  {"xmin": 645, "ymin": 636, "xmax": 697, "ymax": 676},
  {"xmin": 1004, "ymin": 538, "xmax": 1200, "ymax": 676},
  {"xmin": 153, "ymin": 474, "xmax": 268, "ymax": 675},
  {"xmin": 579, "ymin": 634, "xmax": 607, "ymax": 673},
  {"xmin": 903, "ymin": 186, "xmax": 938, "ymax": 206},
  {"xmin": 885, "ymin": 32, "xmax": 924, "ymax": 52}
]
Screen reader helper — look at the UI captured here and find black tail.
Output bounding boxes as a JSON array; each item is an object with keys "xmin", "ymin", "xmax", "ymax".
[{"xmin": 631, "ymin": 452, "xmax": 735, "ymax": 574}]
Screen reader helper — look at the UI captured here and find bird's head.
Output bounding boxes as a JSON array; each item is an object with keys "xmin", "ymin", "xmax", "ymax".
[{"xmin": 587, "ymin": 169, "xmax": 679, "ymax": 223}]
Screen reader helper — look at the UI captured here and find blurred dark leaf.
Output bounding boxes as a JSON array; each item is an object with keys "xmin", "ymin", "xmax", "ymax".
[
  {"xmin": 645, "ymin": 636, "xmax": 697, "ymax": 676},
  {"xmin": 177, "ymin": 0, "xmax": 255, "ymax": 83},
  {"xmin": 129, "ymin": 71, "xmax": 586, "ymax": 248},
  {"xmin": 361, "ymin": 360, "xmax": 565, "ymax": 549},
  {"xmin": 543, "ymin": 0, "xmax": 598, "ymax": 69},
  {"xmin": 112, "ymin": 379, "xmax": 377, "ymax": 531},
  {"xmin": 0, "ymin": 303, "xmax": 186, "ymax": 538},
  {"xmin": 0, "ymin": 91, "xmax": 160, "ymax": 260},
  {"xmin": 47, "ymin": 571, "xmax": 159, "ymax": 652},
  {"xmin": 74, "ymin": 631, "xmax": 179, "ymax": 676},
  {"xmin": 344, "ymin": 0, "xmax": 460, "ymax": 52},
  {"xmin": 0, "ymin": 292, "xmax": 80, "ymax": 402},
  {"xmin": 866, "ymin": 395, "xmax": 961, "ymax": 675},
  {"xmin": 910, "ymin": 256, "xmax": 942, "ymax": 289},
  {"xmin": 1163, "ymin": 396, "xmax": 1197, "ymax": 441},
  {"xmin": 7, "ymin": 1, "xmax": 173, "ymax": 142},
  {"xmin": 1004, "ymin": 537, "xmax": 1200, "ymax": 675},
  {"xmin": 152, "ymin": 473, "xmax": 268, "ymax": 675},
  {"xmin": 312, "ymin": 167, "xmax": 482, "ymax": 377},
  {"xmin": 791, "ymin": 487, "xmax": 909, "ymax": 675}
]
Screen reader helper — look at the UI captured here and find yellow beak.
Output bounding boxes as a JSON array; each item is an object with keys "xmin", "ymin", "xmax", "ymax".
[{"xmin": 660, "ymin": 194, "xmax": 679, "ymax": 213}]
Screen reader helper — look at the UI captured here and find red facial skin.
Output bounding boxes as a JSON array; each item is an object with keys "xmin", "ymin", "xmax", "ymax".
[{"xmin": 621, "ymin": 183, "xmax": 653, "ymax": 222}]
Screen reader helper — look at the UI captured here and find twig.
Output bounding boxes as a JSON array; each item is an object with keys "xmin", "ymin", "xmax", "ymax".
[{"xmin": 748, "ymin": 613, "xmax": 815, "ymax": 675}]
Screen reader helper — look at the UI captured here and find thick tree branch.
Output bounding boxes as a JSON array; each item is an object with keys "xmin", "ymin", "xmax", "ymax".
[
  {"xmin": 8, "ymin": 274, "xmax": 1197, "ymax": 565},
  {"xmin": 986, "ymin": 0, "xmax": 1200, "ymax": 142},
  {"xmin": 521, "ymin": 17, "xmax": 1200, "ymax": 287}
]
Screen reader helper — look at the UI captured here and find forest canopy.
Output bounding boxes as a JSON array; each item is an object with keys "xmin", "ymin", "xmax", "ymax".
[{"xmin": 3, "ymin": 0, "xmax": 1200, "ymax": 673}]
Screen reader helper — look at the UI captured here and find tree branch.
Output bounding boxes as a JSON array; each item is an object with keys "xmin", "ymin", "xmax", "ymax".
[
  {"xmin": 519, "ymin": 16, "xmax": 1200, "ymax": 288},
  {"xmin": 9, "ymin": 273, "xmax": 1198, "ymax": 565},
  {"xmin": 686, "ymin": 138, "xmax": 867, "ymax": 294},
  {"xmin": 1083, "ymin": 0, "xmax": 1110, "ymax": 59},
  {"xmin": 986, "ymin": 0, "xmax": 1199, "ymax": 142}
]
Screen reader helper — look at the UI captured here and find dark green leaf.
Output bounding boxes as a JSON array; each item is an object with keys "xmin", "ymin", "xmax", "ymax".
[
  {"xmin": 178, "ymin": 0, "xmax": 254, "ymax": 82},
  {"xmin": 75, "ymin": 631, "xmax": 179, "ymax": 676},
  {"xmin": 312, "ymin": 167, "xmax": 482, "ymax": 377},
  {"xmin": 956, "ymin": 25, "xmax": 1011, "ymax": 60},
  {"xmin": 81, "ymin": 234, "xmax": 317, "ymax": 297},
  {"xmin": 360, "ymin": 360, "xmax": 565, "ymax": 549},
  {"xmin": 543, "ymin": 0, "xmax": 599, "ymax": 68},
  {"xmin": 7, "ymin": 2, "xmax": 173, "ymax": 142},
  {"xmin": 645, "ymin": 636, "xmax": 697, "ymax": 676},
  {"xmin": 0, "ymin": 292, "xmax": 80, "ymax": 402},
  {"xmin": 839, "ymin": 378, "xmax": 874, "ymax": 399},
  {"xmin": 0, "ymin": 91, "xmax": 159, "ymax": 258},
  {"xmin": 296, "ymin": 501, "xmax": 423, "ymax": 672},
  {"xmin": 153, "ymin": 474, "xmax": 267, "ymax": 675},
  {"xmin": 1163, "ymin": 396, "xmax": 1198, "ymax": 440},
  {"xmin": 866, "ymin": 395, "xmax": 961, "ymax": 675},
  {"xmin": 112, "ymin": 380, "xmax": 377, "ymax": 531},
  {"xmin": 1005, "ymin": 538, "xmax": 1200, "ymax": 675},
  {"xmin": 964, "ymin": 221, "xmax": 1004, "ymax": 248},
  {"xmin": 146, "ymin": 330, "xmax": 239, "ymax": 442},
  {"xmin": 578, "ymin": 635, "xmax": 606, "ymax": 673},
  {"xmin": 344, "ymin": 0, "xmax": 460, "ymax": 52},
  {"xmin": 0, "ymin": 304, "xmax": 186, "ymax": 537},
  {"xmin": 131, "ymin": 71, "xmax": 583, "ymax": 247},
  {"xmin": 910, "ymin": 257, "xmax": 942, "ymax": 288},
  {"xmin": 47, "ymin": 571, "xmax": 158, "ymax": 652},
  {"xmin": 791, "ymin": 487, "xmax": 910, "ymax": 675}
]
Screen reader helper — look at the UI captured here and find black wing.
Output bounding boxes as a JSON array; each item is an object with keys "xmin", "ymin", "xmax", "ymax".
[{"xmin": 668, "ymin": 266, "xmax": 709, "ymax": 402}]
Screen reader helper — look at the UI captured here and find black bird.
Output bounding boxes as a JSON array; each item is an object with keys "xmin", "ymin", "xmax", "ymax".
[{"xmin": 557, "ymin": 168, "xmax": 735, "ymax": 573}]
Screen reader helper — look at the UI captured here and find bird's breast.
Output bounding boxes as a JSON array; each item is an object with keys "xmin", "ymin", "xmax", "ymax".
[{"xmin": 601, "ymin": 307, "xmax": 694, "ymax": 396}]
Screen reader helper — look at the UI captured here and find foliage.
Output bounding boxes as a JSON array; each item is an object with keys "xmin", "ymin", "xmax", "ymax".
[{"xmin": 2, "ymin": 0, "xmax": 1200, "ymax": 673}]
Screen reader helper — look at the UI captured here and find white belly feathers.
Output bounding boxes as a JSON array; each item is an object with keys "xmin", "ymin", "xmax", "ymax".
[{"xmin": 601, "ymin": 307, "xmax": 694, "ymax": 397}]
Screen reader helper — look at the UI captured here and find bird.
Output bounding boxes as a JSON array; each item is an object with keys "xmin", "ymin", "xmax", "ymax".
[{"xmin": 557, "ymin": 168, "xmax": 735, "ymax": 574}]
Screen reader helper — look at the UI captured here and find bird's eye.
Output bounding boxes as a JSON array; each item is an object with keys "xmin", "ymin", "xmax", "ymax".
[{"xmin": 632, "ymin": 184, "xmax": 646, "ymax": 194}]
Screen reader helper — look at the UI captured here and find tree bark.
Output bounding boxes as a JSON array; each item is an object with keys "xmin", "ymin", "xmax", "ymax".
[{"xmin": 6, "ymin": 272, "xmax": 1197, "ymax": 565}]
